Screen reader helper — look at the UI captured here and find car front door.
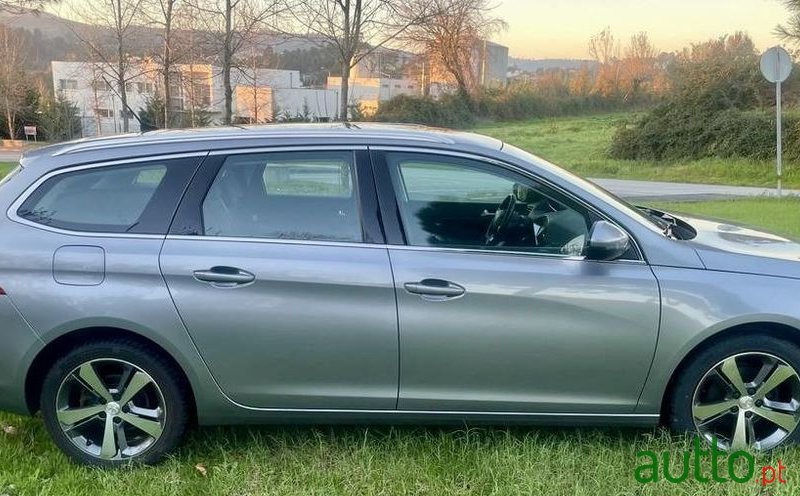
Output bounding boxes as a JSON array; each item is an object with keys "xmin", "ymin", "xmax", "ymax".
[
  {"xmin": 160, "ymin": 149, "xmax": 398, "ymax": 409},
  {"xmin": 372, "ymin": 149, "xmax": 660, "ymax": 414}
]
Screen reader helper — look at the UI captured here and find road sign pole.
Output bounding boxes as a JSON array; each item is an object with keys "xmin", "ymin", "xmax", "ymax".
[
  {"xmin": 760, "ymin": 46, "xmax": 793, "ymax": 197},
  {"xmin": 778, "ymin": 79, "xmax": 783, "ymax": 196}
]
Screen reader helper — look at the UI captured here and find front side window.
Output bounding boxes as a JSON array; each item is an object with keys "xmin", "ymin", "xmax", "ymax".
[
  {"xmin": 202, "ymin": 151, "xmax": 362, "ymax": 242},
  {"xmin": 17, "ymin": 158, "xmax": 198, "ymax": 234},
  {"xmin": 387, "ymin": 152, "xmax": 593, "ymax": 256}
]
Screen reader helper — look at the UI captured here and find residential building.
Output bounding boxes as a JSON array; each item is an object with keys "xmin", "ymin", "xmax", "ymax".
[{"xmin": 52, "ymin": 61, "xmax": 338, "ymax": 137}]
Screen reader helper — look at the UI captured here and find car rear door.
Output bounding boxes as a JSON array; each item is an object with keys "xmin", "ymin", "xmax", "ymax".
[
  {"xmin": 160, "ymin": 148, "xmax": 399, "ymax": 410},
  {"xmin": 371, "ymin": 148, "xmax": 660, "ymax": 414}
]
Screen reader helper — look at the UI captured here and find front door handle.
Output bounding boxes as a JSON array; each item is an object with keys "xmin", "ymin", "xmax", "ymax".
[
  {"xmin": 193, "ymin": 266, "xmax": 255, "ymax": 286},
  {"xmin": 404, "ymin": 279, "xmax": 465, "ymax": 298}
]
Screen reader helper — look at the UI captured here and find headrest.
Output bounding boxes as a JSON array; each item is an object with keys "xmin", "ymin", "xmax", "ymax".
[{"xmin": 513, "ymin": 183, "xmax": 542, "ymax": 203}]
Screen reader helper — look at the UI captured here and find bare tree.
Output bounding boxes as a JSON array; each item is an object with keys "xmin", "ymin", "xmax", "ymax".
[
  {"xmin": 621, "ymin": 32, "xmax": 657, "ymax": 100},
  {"xmin": 399, "ymin": 0, "xmax": 505, "ymax": 101},
  {"xmin": 292, "ymin": 0, "xmax": 426, "ymax": 119},
  {"xmin": 144, "ymin": 0, "xmax": 181, "ymax": 127},
  {"xmin": 0, "ymin": 24, "xmax": 26, "ymax": 139},
  {"xmin": 188, "ymin": 0, "xmax": 283, "ymax": 125},
  {"xmin": 67, "ymin": 0, "xmax": 146, "ymax": 133},
  {"xmin": 589, "ymin": 27, "xmax": 621, "ymax": 98},
  {"xmin": 0, "ymin": 0, "xmax": 56, "ymax": 13}
]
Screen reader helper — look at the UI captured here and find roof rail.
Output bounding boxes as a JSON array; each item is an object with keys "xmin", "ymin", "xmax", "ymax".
[{"xmin": 52, "ymin": 128, "xmax": 456, "ymax": 157}]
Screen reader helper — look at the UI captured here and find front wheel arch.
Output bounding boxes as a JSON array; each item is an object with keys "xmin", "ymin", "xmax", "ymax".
[
  {"xmin": 660, "ymin": 321, "xmax": 800, "ymax": 423},
  {"xmin": 25, "ymin": 326, "xmax": 196, "ymax": 424}
]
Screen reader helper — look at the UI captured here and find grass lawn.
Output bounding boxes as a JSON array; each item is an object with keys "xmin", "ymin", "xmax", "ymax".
[
  {"xmin": 0, "ymin": 162, "xmax": 16, "ymax": 178},
  {"xmin": 477, "ymin": 114, "xmax": 800, "ymax": 189},
  {"xmin": 2, "ymin": 197, "xmax": 800, "ymax": 495},
  {"xmin": 647, "ymin": 197, "xmax": 800, "ymax": 239}
]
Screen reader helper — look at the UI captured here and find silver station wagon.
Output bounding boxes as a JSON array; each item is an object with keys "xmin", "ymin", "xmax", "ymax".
[{"xmin": 1, "ymin": 124, "xmax": 800, "ymax": 466}]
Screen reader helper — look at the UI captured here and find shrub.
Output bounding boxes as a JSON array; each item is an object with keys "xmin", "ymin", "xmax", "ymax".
[
  {"xmin": 373, "ymin": 94, "xmax": 474, "ymax": 128},
  {"xmin": 607, "ymin": 32, "xmax": 793, "ymax": 162}
]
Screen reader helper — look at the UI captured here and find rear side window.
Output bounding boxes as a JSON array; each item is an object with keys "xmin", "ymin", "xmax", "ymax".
[
  {"xmin": 202, "ymin": 151, "xmax": 362, "ymax": 242},
  {"xmin": 17, "ymin": 157, "xmax": 200, "ymax": 234}
]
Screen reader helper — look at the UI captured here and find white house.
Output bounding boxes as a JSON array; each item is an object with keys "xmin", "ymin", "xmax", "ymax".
[
  {"xmin": 52, "ymin": 61, "xmax": 338, "ymax": 137},
  {"xmin": 326, "ymin": 75, "xmax": 420, "ymax": 116}
]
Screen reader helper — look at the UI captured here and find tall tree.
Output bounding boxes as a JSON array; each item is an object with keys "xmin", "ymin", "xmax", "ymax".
[
  {"xmin": 621, "ymin": 32, "xmax": 657, "ymax": 100},
  {"xmin": 0, "ymin": 25, "xmax": 28, "ymax": 139},
  {"xmin": 292, "ymin": 0, "xmax": 425, "ymax": 119},
  {"xmin": 399, "ymin": 0, "xmax": 505, "ymax": 101},
  {"xmin": 589, "ymin": 27, "xmax": 621, "ymax": 98},
  {"xmin": 145, "ymin": 0, "xmax": 180, "ymax": 127},
  {"xmin": 777, "ymin": 0, "xmax": 800, "ymax": 44},
  {"xmin": 188, "ymin": 0, "xmax": 283, "ymax": 125},
  {"xmin": 68, "ymin": 0, "xmax": 146, "ymax": 133}
]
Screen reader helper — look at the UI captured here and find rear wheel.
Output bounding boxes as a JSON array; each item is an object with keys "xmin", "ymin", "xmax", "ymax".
[
  {"xmin": 668, "ymin": 335, "xmax": 800, "ymax": 451},
  {"xmin": 40, "ymin": 340, "xmax": 189, "ymax": 466}
]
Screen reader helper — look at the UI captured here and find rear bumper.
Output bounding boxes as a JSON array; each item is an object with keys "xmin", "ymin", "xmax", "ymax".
[{"xmin": 0, "ymin": 296, "xmax": 42, "ymax": 415}]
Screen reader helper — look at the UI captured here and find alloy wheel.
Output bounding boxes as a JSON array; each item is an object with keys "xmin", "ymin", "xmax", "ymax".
[
  {"xmin": 54, "ymin": 358, "xmax": 166, "ymax": 460},
  {"xmin": 692, "ymin": 352, "xmax": 800, "ymax": 451}
]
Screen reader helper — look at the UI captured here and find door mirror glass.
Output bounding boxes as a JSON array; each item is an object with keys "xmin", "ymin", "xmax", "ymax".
[{"xmin": 586, "ymin": 220, "xmax": 631, "ymax": 261}]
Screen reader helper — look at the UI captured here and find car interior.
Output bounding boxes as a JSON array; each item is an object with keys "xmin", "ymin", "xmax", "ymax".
[
  {"xmin": 18, "ymin": 165, "xmax": 167, "ymax": 231},
  {"xmin": 395, "ymin": 168, "xmax": 592, "ymax": 256},
  {"xmin": 202, "ymin": 156, "xmax": 363, "ymax": 242}
]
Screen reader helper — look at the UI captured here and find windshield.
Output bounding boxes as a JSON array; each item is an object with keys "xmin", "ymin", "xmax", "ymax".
[{"xmin": 500, "ymin": 144, "xmax": 688, "ymax": 235}]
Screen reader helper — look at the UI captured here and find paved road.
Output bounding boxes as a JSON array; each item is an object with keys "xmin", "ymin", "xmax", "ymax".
[
  {"xmin": 590, "ymin": 177, "xmax": 800, "ymax": 201},
  {"xmin": 0, "ymin": 150, "xmax": 21, "ymax": 162}
]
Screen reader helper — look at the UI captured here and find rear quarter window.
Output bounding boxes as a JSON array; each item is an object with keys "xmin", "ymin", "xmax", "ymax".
[{"xmin": 16, "ymin": 157, "xmax": 201, "ymax": 234}]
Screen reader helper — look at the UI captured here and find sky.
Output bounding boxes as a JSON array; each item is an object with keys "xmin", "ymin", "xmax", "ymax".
[{"xmin": 493, "ymin": 0, "xmax": 792, "ymax": 59}]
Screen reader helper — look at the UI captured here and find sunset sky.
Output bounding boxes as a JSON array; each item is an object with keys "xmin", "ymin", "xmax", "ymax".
[{"xmin": 494, "ymin": 0, "xmax": 792, "ymax": 59}]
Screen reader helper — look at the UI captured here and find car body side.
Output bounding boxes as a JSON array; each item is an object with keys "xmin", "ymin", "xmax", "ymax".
[{"xmin": 1, "ymin": 128, "xmax": 800, "ymax": 426}]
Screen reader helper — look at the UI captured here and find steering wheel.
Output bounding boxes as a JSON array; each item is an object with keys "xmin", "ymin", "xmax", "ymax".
[{"xmin": 485, "ymin": 194, "xmax": 517, "ymax": 245}]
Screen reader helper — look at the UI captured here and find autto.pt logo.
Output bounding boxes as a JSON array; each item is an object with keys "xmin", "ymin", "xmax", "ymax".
[{"xmin": 635, "ymin": 437, "xmax": 787, "ymax": 488}]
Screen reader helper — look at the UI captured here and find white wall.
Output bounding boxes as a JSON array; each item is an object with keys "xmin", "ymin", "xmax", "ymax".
[
  {"xmin": 52, "ymin": 61, "xmax": 309, "ymax": 136},
  {"xmin": 273, "ymin": 88, "xmax": 338, "ymax": 121}
]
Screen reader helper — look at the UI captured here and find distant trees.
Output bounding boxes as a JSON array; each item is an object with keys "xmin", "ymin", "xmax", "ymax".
[
  {"xmin": 291, "ymin": 0, "xmax": 425, "ymax": 119},
  {"xmin": 39, "ymin": 92, "xmax": 81, "ymax": 141},
  {"xmin": 145, "ymin": 0, "xmax": 180, "ymax": 127},
  {"xmin": 188, "ymin": 0, "xmax": 285, "ymax": 125},
  {"xmin": 0, "ymin": 25, "xmax": 28, "ymax": 139},
  {"xmin": 68, "ymin": 0, "xmax": 147, "ymax": 133},
  {"xmin": 400, "ymin": 0, "xmax": 505, "ymax": 101},
  {"xmin": 608, "ymin": 33, "xmax": 779, "ymax": 162}
]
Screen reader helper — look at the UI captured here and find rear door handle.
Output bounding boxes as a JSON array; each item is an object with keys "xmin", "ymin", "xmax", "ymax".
[
  {"xmin": 193, "ymin": 267, "xmax": 255, "ymax": 286},
  {"xmin": 404, "ymin": 279, "xmax": 465, "ymax": 298}
]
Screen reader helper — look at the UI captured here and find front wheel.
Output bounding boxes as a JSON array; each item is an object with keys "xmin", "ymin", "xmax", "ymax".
[
  {"xmin": 40, "ymin": 340, "xmax": 189, "ymax": 466},
  {"xmin": 668, "ymin": 335, "xmax": 800, "ymax": 451}
]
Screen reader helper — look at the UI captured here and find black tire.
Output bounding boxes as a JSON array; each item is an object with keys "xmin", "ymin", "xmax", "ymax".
[
  {"xmin": 668, "ymin": 334, "xmax": 800, "ymax": 451},
  {"xmin": 40, "ymin": 339, "xmax": 189, "ymax": 467}
]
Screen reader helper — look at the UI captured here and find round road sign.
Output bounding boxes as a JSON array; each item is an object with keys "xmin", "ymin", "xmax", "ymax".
[{"xmin": 761, "ymin": 46, "xmax": 793, "ymax": 83}]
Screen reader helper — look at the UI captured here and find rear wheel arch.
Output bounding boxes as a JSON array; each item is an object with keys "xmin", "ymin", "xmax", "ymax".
[
  {"xmin": 25, "ymin": 326, "xmax": 196, "ymax": 422},
  {"xmin": 660, "ymin": 321, "xmax": 800, "ymax": 422}
]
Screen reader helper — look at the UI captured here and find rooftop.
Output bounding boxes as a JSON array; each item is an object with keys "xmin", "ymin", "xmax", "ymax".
[{"xmin": 23, "ymin": 123, "xmax": 502, "ymax": 166}]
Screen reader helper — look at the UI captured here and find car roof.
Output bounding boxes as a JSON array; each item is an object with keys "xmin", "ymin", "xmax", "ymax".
[{"xmin": 20, "ymin": 123, "xmax": 504, "ymax": 172}]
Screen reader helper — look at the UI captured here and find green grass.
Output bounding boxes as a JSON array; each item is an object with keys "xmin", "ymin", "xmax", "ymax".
[
  {"xmin": 1, "ymin": 417, "xmax": 798, "ymax": 496},
  {"xmin": 477, "ymin": 114, "xmax": 800, "ymax": 188},
  {"xmin": 647, "ymin": 197, "xmax": 800, "ymax": 239},
  {"xmin": 2, "ymin": 197, "xmax": 800, "ymax": 495},
  {"xmin": 0, "ymin": 162, "xmax": 16, "ymax": 178},
  {"xmin": 3, "ymin": 138, "xmax": 800, "ymax": 495}
]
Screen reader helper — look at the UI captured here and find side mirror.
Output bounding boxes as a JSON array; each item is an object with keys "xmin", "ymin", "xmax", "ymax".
[{"xmin": 586, "ymin": 220, "xmax": 631, "ymax": 261}]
